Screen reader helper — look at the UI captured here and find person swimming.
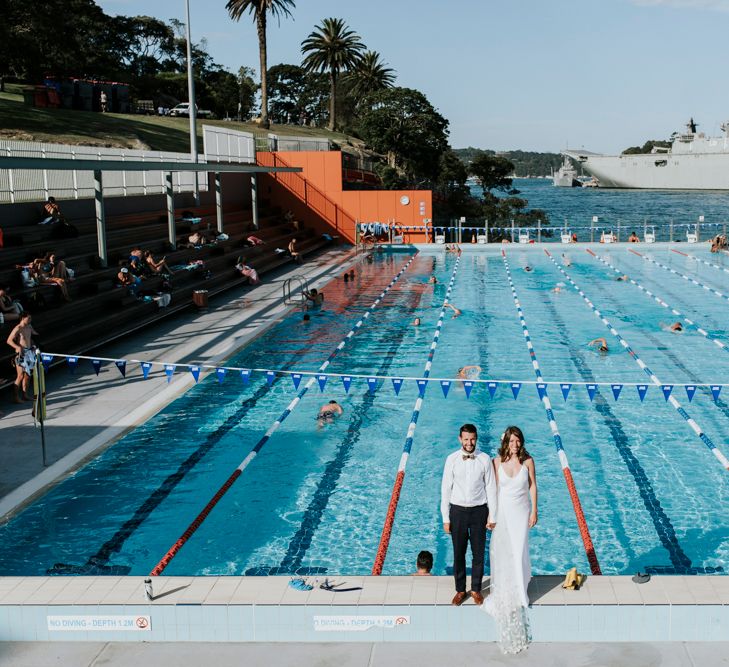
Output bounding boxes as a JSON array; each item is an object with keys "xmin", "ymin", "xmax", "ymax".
[
  {"xmin": 661, "ymin": 321, "xmax": 683, "ymax": 333},
  {"xmin": 524, "ymin": 266, "xmax": 533, "ymax": 272},
  {"xmin": 588, "ymin": 337, "xmax": 609, "ymax": 353},
  {"xmin": 446, "ymin": 303, "xmax": 462, "ymax": 318},
  {"xmin": 457, "ymin": 365, "xmax": 481, "ymax": 380},
  {"xmin": 428, "ymin": 276, "xmax": 438, "ymax": 284},
  {"xmin": 561, "ymin": 254, "xmax": 572, "ymax": 267},
  {"xmin": 317, "ymin": 400, "xmax": 343, "ymax": 428},
  {"xmin": 413, "ymin": 317, "xmax": 421, "ymax": 326},
  {"xmin": 616, "ymin": 275, "xmax": 628, "ymax": 282}
]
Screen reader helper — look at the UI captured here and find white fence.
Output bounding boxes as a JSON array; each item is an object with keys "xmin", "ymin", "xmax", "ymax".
[
  {"xmin": 203, "ymin": 125, "xmax": 255, "ymax": 164},
  {"xmin": 264, "ymin": 133, "xmax": 331, "ymax": 152},
  {"xmin": 0, "ymin": 140, "xmax": 206, "ymax": 204}
]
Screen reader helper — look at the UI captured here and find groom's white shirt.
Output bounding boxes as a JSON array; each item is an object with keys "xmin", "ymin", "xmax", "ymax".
[{"xmin": 441, "ymin": 447, "xmax": 498, "ymax": 523}]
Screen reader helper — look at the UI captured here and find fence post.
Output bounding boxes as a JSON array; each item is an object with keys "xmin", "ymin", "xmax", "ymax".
[
  {"xmin": 166, "ymin": 172, "xmax": 176, "ymax": 250},
  {"xmin": 485, "ymin": 219, "xmax": 489, "ymax": 243},
  {"xmin": 537, "ymin": 219, "xmax": 542, "ymax": 244},
  {"xmin": 41, "ymin": 148, "xmax": 49, "ymax": 200},
  {"xmin": 250, "ymin": 174, "xmax": 259, "ymax": 230},
  {"xmin": 616, "ymin": 219, "xmax": 620, "ymax": 243},
  {"xmin": 215, "ymin": 172, "xmax": 224, "ymax": 233},
  {"xmin": 591, "ymin": 216, "xmax": 596, "ymax": 243},
  {"xmin": 94, "ymin": 170, "xmax": 107, "ymax": 267},
  {"xmin": 670, "ymin": 219, "xmax": 674, "ymax": 242},
  {"xmin": 511, "ymin": 219, "xmax": 515, "ymax": 243},
  {"xmin": 698, "ymin": 215, "xmax": 704, "ymax": 242}
]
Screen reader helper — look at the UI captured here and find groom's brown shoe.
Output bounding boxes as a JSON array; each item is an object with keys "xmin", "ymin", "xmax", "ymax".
[
  {"xmin": 451, "ymin": 591, "xmax": 468, "ymax": 606},
  {"xmin": 470, "ymin": 590, "xmax": 484, "ymax": 606}
]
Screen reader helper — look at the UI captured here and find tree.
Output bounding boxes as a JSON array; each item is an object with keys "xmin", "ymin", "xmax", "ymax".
[
  {"xmin": 345, "ymin": 50, "xmax": 395, "ymax": 101},
  {"xmin": 118, "ymin": 16, "xmax": 175, "ymax": 78},
  {"xmin": 301, "ymin": 17, "xmax": 365, "ymax": 131},
  {"xmin": 226, "ymin": 0, "xmax": 295, "ymax": 129},
  {"xmin": 267, "ymin": 63, "xmax": 327, "ymax": 125},
  {"xmin": 238, "ymin": 66, "xmax": 258, "ymax": 120},
  {"xmin": 356, "ymin": 86, "xmax": 449, "ymax": 183},
  {"xmin": 469, "ymin": 154, "xmax": 514, "ymax": 192}
]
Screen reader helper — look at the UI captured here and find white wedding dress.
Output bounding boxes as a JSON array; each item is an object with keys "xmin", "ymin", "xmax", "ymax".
[{"xmin": 482, "ymin": 464, "xmax": 532, "ymax": 654}]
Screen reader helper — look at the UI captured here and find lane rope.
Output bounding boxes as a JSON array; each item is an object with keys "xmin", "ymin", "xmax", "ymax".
[
  {"xmin": 371, "ymin": 255, "xmax": 462, "ymax": 575},
  {"xmin": 545, "ymin": 250, "xmax": 729, "ymax": 471},
  {"xmin": 502, "ymin": 250, "xmax": 602, "ymax": 574},
  {"xmin": 150, "ymin": 254, "xmax": 420, "ymax": 576},
  {"xmin": 671, "ymin": 248, "xmax": 729, "ymax": 276}
]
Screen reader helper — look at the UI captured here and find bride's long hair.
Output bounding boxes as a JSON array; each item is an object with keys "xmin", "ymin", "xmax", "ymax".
[{"xmin": 498, "ymin": 425, "xmax": 530, "ymax": 464}]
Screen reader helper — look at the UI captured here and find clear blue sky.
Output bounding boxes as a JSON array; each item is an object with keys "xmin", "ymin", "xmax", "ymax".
[{"xmin": 98, "ymin": 0, "xmax": 729, "ymax": 153}]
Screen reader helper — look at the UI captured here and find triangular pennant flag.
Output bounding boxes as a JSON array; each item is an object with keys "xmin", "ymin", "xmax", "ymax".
[
  {"xmin": 463, "ymin": 381, "xmax": 474, "ymax": 398},
  {"xmin": 317, "ymin": 374, "xmax": 328, "ymax": 391},
  {"xmin": 560, "ymin": 383, "xmax": 572, "ymax": 401},
  {"xmin": 661, "ymin": 385, "xmax": 673, "ymax": 401},
  {"xmin": 240, "ymin": 369, "xmax": 250, "ymax": 384},
  {"xmin": 711, "ymin": 385, "xmax": 721, "ymax": 402},
  {"xmin": 684, "ymin": 385, "xmax": 696, "ymax": 402},
  {"xmin": 115, "ymin": 360, "xmax": 126, "ymax": 378},
  {"xmin": 341, "ymin": 376, "xmax": 352, "ymax": 393},
  {"xmin": 441, "ymin": 380, "xmax": 451, "ymax": 398},
  {"xmin": 537, "ymin": 383, "xmax": 547, "ymax": 399},
  {"xmin": 164, "ymin": 364, "xmax": 175, "ymax": 382},
  {"xmin": 587, "ymin": 384, "xmax": 597, "ymax": 401},
  {"xmin": 367, "ymin": 377, "xmax": 378, "ymax": 394},
  {"xmin": 487, "ymin": 382, "xmax": 498, "ymax": 398},
  {"xmin": 417, "ymin": 379, "xmax": 428, "ymax": 397},
  {"xmin": 189, "ymin": 366, "xmax": 201, "ymax": 383},
  {"xmin": 292, "ymin": 373, "xmax": 302, "ymax": 390},
  {"xmin": 41, "ymin": 353, "xmax": 53, "ymax": 371},
  {"xmin": 67, "ymin": 356, "xmax": 78, "ymax": 373},
  {"xmin": 611, "ymin": 384, "xmax": 623, "ymax": 401},
  {"xmin": 141, "ymin": 361, "xmax": 153, "ymax": 379},
  {"xmin": 511, "ymin": 382, "xmax": 521, "ymax": 399},
  {"xmin": 91, "ymin": 359, "xmax": 102, "ymax": 376},
  {"xmin": 266, "ymin": 371, "xmax": 276, "ymax": 386},
  {"xmin": 391, "ymin": 378, "xmax": 403, "ymax": 395},
  {"xmin": 216, "ymin": 368, "xmax": 226, "ymax": 383},
  {"xmin": 637, "ymin": 384, "xmax": 648, "ymax": 402}
]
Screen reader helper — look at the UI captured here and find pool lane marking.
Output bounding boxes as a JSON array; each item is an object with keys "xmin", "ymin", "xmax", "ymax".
[
  {"xmin": 629, "ymin": 249, "xmax": 729, "ymax": 304},
  {"xmin": 372, "ymin": 256, "xmax": 462, "ymax": 575},
  {"xmin": 149, "ymin": 253, "xmax": 420, "ymax": 576},
  {"xmin": 545, "ymin": 250, "xmax": 729, "ymax": 472},
  {"xmin": 502, "ymin": 251, "xmax": 602, "ymax": 575},
  {"xmin": 588, "ymin": 249, "xmax": 729, "ymax": 353},
  {"xmin": 672, "ymin": 248, "xmax": 729, "ymax": 276}
]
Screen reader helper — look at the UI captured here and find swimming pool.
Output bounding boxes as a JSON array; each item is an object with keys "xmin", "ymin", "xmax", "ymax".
[{"xmin": 1, "ymin": 245, "xmax": 727, "ymax": 577}]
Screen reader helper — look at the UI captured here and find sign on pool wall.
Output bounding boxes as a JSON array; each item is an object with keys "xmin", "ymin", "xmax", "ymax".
[
  {"xmin": 313, "ymin": 615, "xmax": 410, "ymax": 632},
  {"xmin": 47, "ymin": 615, "xmax": 151, "ymax": 631}
]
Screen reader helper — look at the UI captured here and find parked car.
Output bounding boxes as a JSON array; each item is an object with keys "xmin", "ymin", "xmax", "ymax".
[{"xmin": 169, "ymin": 103, "xmax": 212, "ymax": 118}]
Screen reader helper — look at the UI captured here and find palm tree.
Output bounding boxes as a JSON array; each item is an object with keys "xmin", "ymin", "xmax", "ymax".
[
  {"xmin": 226, "ymin": 0, "xmax": 295, "ymax": 130},
  {"xmin": 301, "ymin": 17, "xmax": 365, "ymax": 131},
  {"xmin": 346, "ymin": 51, "xmax": 395, "ymax": 101}
]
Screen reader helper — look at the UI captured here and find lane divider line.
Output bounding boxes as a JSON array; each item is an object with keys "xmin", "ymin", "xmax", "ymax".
[
  {"xmin": 371, "ymin": 256, "xmax": 462, "ymax": 575},
  {"xmin": 502, "ymin": 251, "xmax": 602, "ymax": 574},
  {"xmin": 150, "ymin": 254, "xmax": 420, "ymax": 576},
  {"xmin": 671, "ymin": 248, "xmax": 729, "ymax": 276},
  {"xmin": 546, "ymin": 250, "xmax": 729, "ymax": 471}
]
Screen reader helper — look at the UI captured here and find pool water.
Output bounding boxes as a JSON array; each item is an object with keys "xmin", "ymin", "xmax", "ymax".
[{"xmin": 1, "ymin": 246, "xmax": 727, "ymax": 577}]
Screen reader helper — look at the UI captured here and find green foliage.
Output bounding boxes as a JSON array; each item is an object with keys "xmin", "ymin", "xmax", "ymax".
[
  {"xmin": 469, "ymin": 154, "xmax": 514, "ymax": 192},
  {"xmin": 454, "ymin": 147, "xmax": 562, "ymax": 177},
  {"xmin": 345, "ymin": 51, "xmax": 395, "ymax": 102},
  {"xmin": 622, "ymin": 139, "xmax": 672, "ymax": 155},
  {"xmin": 237, "ymin": 66, "xmax": 258, "ymax": 119},
  {"xmin": 267, "ymin": 63, "xmax": 327, "ymax": 125}
]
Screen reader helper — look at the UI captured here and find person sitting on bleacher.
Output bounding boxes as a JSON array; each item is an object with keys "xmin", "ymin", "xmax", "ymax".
[
  {"xmin": 188, "ymin": 230, "xmax": 211, "ymax": 247},
  {"xmin": 0, "ymin": 287, "xmax": 23, "ymax": 324},
  {"xmin": 144, "ymin": 250, "xmax": 174, "ymax": 276},
  {"xmin": 43, "ymin": 252, "xmax": 73, "ymax": 282},
  {"xmin": 246, "ymin": 235, "xmax": 265, "ymax": 246},
  {"xmin": 235, "ymin": 258, "xmax": 260, "ymax": 284},
  {"xmin": 39, "ymin": 197, "xmax": 64, "ymax": 225},
  {"xmin": 287, "ymin": 238, "xmax": 303, "ymax": 264},
  {"xmin": 117, "ymin": 265, "xmax": 140, "ymax": 296},
  {"xmin": 32, "ymin": 258, "xmax": 71, "ymax": 302}
]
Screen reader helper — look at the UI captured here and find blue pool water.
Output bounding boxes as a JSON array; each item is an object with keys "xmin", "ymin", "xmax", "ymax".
[{"xmin": 1, "ymin": 245, "xmax": 728, "ymax": 577}]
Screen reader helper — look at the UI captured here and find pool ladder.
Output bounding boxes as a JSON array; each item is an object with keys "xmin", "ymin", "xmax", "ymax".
[{"xmin": 283, "ymin": 275, "xmax": 309, "ymax": 305}]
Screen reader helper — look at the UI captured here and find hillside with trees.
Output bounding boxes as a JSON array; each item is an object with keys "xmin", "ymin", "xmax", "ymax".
[{"xmin": 454, "ymin": 147, "xmax": 563, "ymax": 177}]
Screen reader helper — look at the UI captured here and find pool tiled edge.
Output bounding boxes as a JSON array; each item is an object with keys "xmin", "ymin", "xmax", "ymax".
[{"xmin": 1, "ymin": 575, "xmax": 727, "ymax": 642}]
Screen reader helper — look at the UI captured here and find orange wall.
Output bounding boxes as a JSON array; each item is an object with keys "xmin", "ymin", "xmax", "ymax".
[{"xmin": 267, "ymin": 151, "xmax": 432, "ymax": 243}]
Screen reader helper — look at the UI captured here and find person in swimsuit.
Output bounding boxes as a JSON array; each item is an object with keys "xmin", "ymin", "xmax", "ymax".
[
  {"xmin": 317, "ymin": 400, "xmax": 343, "ymax": 428},
  {"xmin": 6, "ymin": 313, "xmax": 38, "ymax": 403},
  {"xmin": 588, "ymin": 337, "xmax": 609, "ymax": 353}
]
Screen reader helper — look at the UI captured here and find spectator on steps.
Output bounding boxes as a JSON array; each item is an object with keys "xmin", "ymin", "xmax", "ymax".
[
  {"xmin": 0, "ymin": 287, "xmax": 23, "ymax": 324},
  {"xmin": 32, "ymin": 258, "xmax": 71, "ymax": 301},
  {"xmin": 188, "ymin": 230, "xmax": 210, "ymax": 247},
  {"xmin": 117, "ymin": 265, "xmax": 140, "ymax": 296},
  {"xmin": 235, "ymin": 258, "xmax": 260, "ymax": 284},
  {"xmin": 144, "ymin": 251, "xmax": 174, "ymax": 275},
  {"xmin": 6, "ymin": 312, "xmax": 38, "ymax": 403},
  {"xmin": 43, "ymin": 252, "xmax": 72, "ymax": 281},
  {"xmin": 246, "ymin": 235, "xmax": 265, "ymax": 246},
  {"xmin": 288, "ymin": 238, "xmax": 302, "ymax": 264},
  {"xmin": 39, "ymin": 196, "xmax": 64, "ymax": 225}
]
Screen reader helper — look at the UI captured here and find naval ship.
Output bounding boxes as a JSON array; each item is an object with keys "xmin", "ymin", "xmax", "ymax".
[{"xmin": 563, "ymin": 119, "xmax": 729, "ymax": 190}]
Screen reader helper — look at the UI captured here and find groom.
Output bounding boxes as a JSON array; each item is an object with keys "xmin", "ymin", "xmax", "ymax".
[{"xmin": 441, "ymin": 423, "xmax": 498, "ymax": 606}]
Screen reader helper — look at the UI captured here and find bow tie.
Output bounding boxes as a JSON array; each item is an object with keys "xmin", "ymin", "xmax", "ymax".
[{"xmin": 462, "ymin": 453, "xmax": 475, "ymax": 460}]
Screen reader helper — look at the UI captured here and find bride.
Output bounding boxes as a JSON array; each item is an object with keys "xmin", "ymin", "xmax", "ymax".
[{"xmin": 483, "ymin": 426, "xmax": 538, "ymax": 654}]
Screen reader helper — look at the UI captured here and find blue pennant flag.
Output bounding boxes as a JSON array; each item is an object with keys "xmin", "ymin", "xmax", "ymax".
[
  {"xmin": 216, "ymin": 368, "xmax": 226, "ymax": 383},
  {"xmin": 91, "ymin": 359, "xmax": 102, "ymax": 376},
  {"xmin": 266, "ymin": 371, "xmax": 276, "ymax": 386},
  {"xmin": 67, "ymin": 357, "xmax": 78, "ymax": 373},
  {"xmin": 636, "ymin": 384, "xmax": 648, "ymax": 402},
  {"xmin": 463, "ymin": 381, "xmax": 474, "ymax": 398},
  {"xmin": 141, "ymin": 362, "xmax": 153, "ymax": 379},
  {"xmin": 341, "ymin": 376, "xmax": 352, "ymax": 393},
  {"xmin": 189, "ymin": 366, "xmax": 201, "ymax": 383},
  {"xmin": 367, "ymin": 377, "xmax": 378, "ymax": 394},
  {"xmin": 391, "ymin": 378, "xmax": 403, "ymax": 395},
  {"xmin": 115, "ymin": 360, "xmax": 126, "ymax": 378},
  {"xmin": 711, "ymin": 385, "xmax": 722, "ymax": 402},
  {"xmin": 511, "ymin": 383, "xmax": 521, "ymax": 399},
  {"xmin": 586, "ymin": 384, "xmax": 597, "ymax": 401},
  {"xmin": 684, "ymin": 385, "xmax": 696, "ymax": 402},
  {"xmin": 41, "ymin": 353, "xmax": 53, "ymax": 371},
  {"xmin": 240, "ymin": 369, "xmax": 250, "ymax": 384},
  {"xmin": 536, "ymin": 383, "xmax": 547, "ymax": 399},
  {"xmin": 611, "ymin": 384, "xmax": 623, "ymax": 401},
  {"xmin": 417, "ymin": 379, "xmax": 428, "ymax": 396},
  {"xmin": 560, "ymin": 383, "xmax": 572, "ymax": 401},
  {"xmin": 661, "ymin": 385, "xmax": 673, "ymax": 401},
  {"xmin": 291, "ymin": 373, "xmax": 302, "ymax": 390},
  {"xmin": 487, "ymin": 382, "xmax": 498, "ymax": 398},
  {"xmin": 164, "ymin": 364, "xmax": 175, "ymax": 382},
  {"xmin": 440, "ymin": 380, "xmax": 451, "ymax": 398},
  {"xmin": 317, "ymin": 375, "xmax": 328, "ymax": 391}
]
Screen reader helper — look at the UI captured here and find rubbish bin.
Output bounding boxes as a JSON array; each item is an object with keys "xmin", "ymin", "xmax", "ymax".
[
  {"xmin": 22, "ymin": 87, "xmax": 36, "ymax": 106},
  {"xmin": 192, "ymin": 290, "xmax": 208, "ymax": 308}
]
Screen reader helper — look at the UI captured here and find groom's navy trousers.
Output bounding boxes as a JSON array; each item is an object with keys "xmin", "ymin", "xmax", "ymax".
[{"xmin": 449, "ymin": 503, "xmax": 488, "ymax": 593}]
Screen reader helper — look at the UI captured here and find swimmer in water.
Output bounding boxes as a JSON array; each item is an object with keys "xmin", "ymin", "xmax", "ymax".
[
  {"xmin": 561, "ymin": 253, "xmax": 572, "ymax": 267},
  {"xmin": 428, "ymin": 276, "xmax": 438, "ymax": 284},
  {"xmin": 317, "ymin": 400, "xmax": 343, "ymax": 429},
  {"xmin": 413, "ymin": 317, "xmax": 421, "ymax": 326},
  {"xmin": 588, "ymin": 337, "xmax": 609, "ymax": 353},
  {"xmin": 446, "ymin": 303, "xmax": 462, "ymax": 318},
  {"xmin": 552, "ymin": 286, "xmax": 562, "ymax": 294},
  {"xmin": 616, "ymin": 274, "xmax": 628, "ymax": 282},
  {"xmin": 661, "ymin": 321, "xmax": 683, "ymax": 333},
  {"xmin": 457, "ymin": 365, "xmax": 482, "ymax": 380},
  {"xmin": 524, "ymin": 266, "xmax": 533, "ymax": 272}
]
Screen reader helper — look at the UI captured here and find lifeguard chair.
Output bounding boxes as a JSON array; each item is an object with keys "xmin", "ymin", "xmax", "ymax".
[
  {"xmin": 644, "ymin": 227, "xmax": 656, "ymax": 243},
  {"xmin": 477, "ymin": 233, "xmax": 488, "ymax": 244},
  {"xmin": 434, "ymin": 232, "xmax": 446, "ymax": 244},
  {"xmin": 518, "ymin": 230, "xmax": 530, "ymax": 244},
  {"xmin": 686, "ymin": 226, "xmax": 698, "ymax": 243},
  {"xmin": 600, "ymin": 230, "xmax": 616, "ymax": 244},
  {"xmin": 561, "ymin": 231, "xmax": 572, "ymax": 244}
]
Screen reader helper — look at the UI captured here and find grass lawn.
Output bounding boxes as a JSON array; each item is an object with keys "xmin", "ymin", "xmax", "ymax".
[{"xmin": 0, "ymin": 83, "xmax": 360, "ymax": 153}]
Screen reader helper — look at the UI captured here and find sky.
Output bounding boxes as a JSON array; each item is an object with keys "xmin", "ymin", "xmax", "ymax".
[{"xmin": 97, "ymin": 0, "xmax": 729, "ymax": 153}]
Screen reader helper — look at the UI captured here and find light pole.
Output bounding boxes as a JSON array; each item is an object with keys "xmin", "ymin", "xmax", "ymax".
[{"xmin": 185, "ymin": 0, "xmax": 200, "ymax": 205}]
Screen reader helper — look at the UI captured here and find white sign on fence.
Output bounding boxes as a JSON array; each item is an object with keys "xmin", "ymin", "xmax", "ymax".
[
  {"xmin": 313, "ymin": 615, "xmax": 410, "ymax": 632},
  {"xmin": 47, "ymin": 615, "xmax": 151, "ymax": 632}
]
